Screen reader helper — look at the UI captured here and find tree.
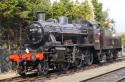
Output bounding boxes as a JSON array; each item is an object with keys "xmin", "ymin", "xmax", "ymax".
[
  {"xmin": 92, "ymin": 0, "xmax": 103, "ymax": 21},
  {"xmin": 0, "ymin": 0, "xmax": 30, "ymax": 48},
  {"xmin": 80, "ymin": 0, "xmax": 94, "ymax": 20},
  {"xmin": 29, "ymin": 0, "xmax": 51, "ymax": 20},
  {"xmin": 0, "ymin": 0, "xmax": 51, "ymax": 49},
  {"xmin": 92, "ymin": 0, "xmax": 111, "ymax": 28},
  {"xmin": 51, "ymin": 1, "xmax": 66, "ymax": 19},
  {"xmin": 71, "ymin": 1, "xmax": 81, "ymax": 19},
  {"xmin": 100, "ymin": 11, "xmax": 110, "ymax": 28},
  {"xmin": 0, "ymin": 0, "xmax": 51, "ymax": 27},
  {"xmin": 51, "ymin": 0, "xmax": 74, "ymax": 20},
  {"xmin": 49, "ymin": 0, "xmax": 94, "ymax": 20}
]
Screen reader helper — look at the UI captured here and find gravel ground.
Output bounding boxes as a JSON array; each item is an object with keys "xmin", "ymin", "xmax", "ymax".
[{"xmin": 0, "ymin": 71, "xmax": 18, "ymax": 80}]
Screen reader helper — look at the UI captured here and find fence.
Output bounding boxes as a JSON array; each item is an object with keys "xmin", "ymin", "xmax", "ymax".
[
  {"xmin": 0, "ymin": 49, "xmax": 24, "ymax": 73},
  {"xmin": 0, "ymin": 49, "xmax": 12, "ymax": 73},
  {"xmin": 0, "ymin": 49, "xmax": 28, "ymax": 73}
]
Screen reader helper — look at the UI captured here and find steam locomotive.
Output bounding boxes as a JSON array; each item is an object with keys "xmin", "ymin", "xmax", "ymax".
[{"xmin": 8, "ymin": 12, "xmax": 122, "ymax": 76}]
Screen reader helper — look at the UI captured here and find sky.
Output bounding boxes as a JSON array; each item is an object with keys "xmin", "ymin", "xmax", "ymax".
[
  {"xmin": 99, "ymin": 0, "xmax": 125, "ymax": 32},
  {"xmin": 51, "ymin": 0, "xmax": 125, "ymax": 32}
]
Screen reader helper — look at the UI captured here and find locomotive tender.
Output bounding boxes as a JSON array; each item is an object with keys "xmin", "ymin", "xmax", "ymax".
[{"xmin": 8, "ymin": 12, "xmax": 122, "ymax": 76}]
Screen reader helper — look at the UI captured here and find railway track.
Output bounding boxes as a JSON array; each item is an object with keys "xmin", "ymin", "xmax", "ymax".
[
  {"xmin": 82, "ymin": 67, "xmax": 125, "ymax": 82},
  {"xmin": 1, "ymin": 56, "xmax": 125, "ymax": 82},
  {"xmin": 117, "ymin": 77, "xmax": 125, "ymax": 82}
]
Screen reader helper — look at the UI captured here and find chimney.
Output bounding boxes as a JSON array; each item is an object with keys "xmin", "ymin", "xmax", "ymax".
[{"xmin": 36, "ymin": 11, "xmax": 45, "ymax": 21}]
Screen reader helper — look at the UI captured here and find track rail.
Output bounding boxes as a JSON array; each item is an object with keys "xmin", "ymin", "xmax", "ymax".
[
  {"xmin": 81, "ymin": 67, "xmax": 125, "ymax": 82},
  {"xmin": 116, "ymin": 77, "xmax": 125, "ymax": 82}
]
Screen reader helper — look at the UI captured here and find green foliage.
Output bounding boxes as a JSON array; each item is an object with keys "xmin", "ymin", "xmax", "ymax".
[
  {"xmin": 71, "ymin": 2, "xmax": 81, "ymax": 19},
  {"xmin": 100, "ymin": 11, "xmax": 109, "ymax": 27},
  {"xmin": 0, "ymin": 0, "xmax": 51, "ymax": 27},
  {"xmin": 92, "ymin": 0, "xmax": 110, "ymax": 28},
  {"xmin": 80, "ymin": 0, "xmax": 94, "ymax": 20},
  {"xmin": 92, "ymin": 0, "xmax": 103, "ymax": 21},
  {"xmin": 51, "ymin": 0, "xmax": 73, "ymax": 20},
  {"xmin": 0, "ymin": 0, "xmax": 51, "ymax": 49},
  {"xmin": 28, "ymin": 0, "xmax": 51, "ymax": 20},
  {"xmin": 52, "ymin": 1, "xmax": 66, "ymax": 18},
  {"xmin": 51, "ymin": 0, "xmax": 93, "ymax": 20}
]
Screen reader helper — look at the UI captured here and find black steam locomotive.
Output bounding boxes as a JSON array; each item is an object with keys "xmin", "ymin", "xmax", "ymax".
[{"xmin": 9, "ymin": 12, "xmax": 122, "ymax": 76}]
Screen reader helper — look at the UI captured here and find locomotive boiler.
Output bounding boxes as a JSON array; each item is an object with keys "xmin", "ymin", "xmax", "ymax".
[{"xmin": 8, "ymin": 12, "xmax": 122, "ymax": 76}]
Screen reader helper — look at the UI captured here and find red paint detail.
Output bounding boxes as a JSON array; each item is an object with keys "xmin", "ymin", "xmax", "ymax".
[
  {"xmin": 9, "ymin": 54, "xmax": 19, "ymax": 62},
  {"xmin": 20, "ymin": 53, "xmax": 31, "ymax": 61},
  {"xmin": 35, "ymin": 53, "xmax": 44, "ymax": 60},
  {"xmin": 9, "ymin": 52, "xmax": 44, "ymax": 62}
]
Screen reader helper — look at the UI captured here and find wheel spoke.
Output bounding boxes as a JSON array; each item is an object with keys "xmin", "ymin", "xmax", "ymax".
[
  {"xmin": 84, "ymin": 50, "xmax": 93, "ymax": 65},
  {"xmin": 37, "ymin": 61, "xmax": 49, "ymax": 76},
  {"xmin": 74, "ymin": 48, "xmax": 83, "ymax": 68},
  {"xmin": 62, "ymin": 62, "xmax": 70, "ymax": 71}
]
